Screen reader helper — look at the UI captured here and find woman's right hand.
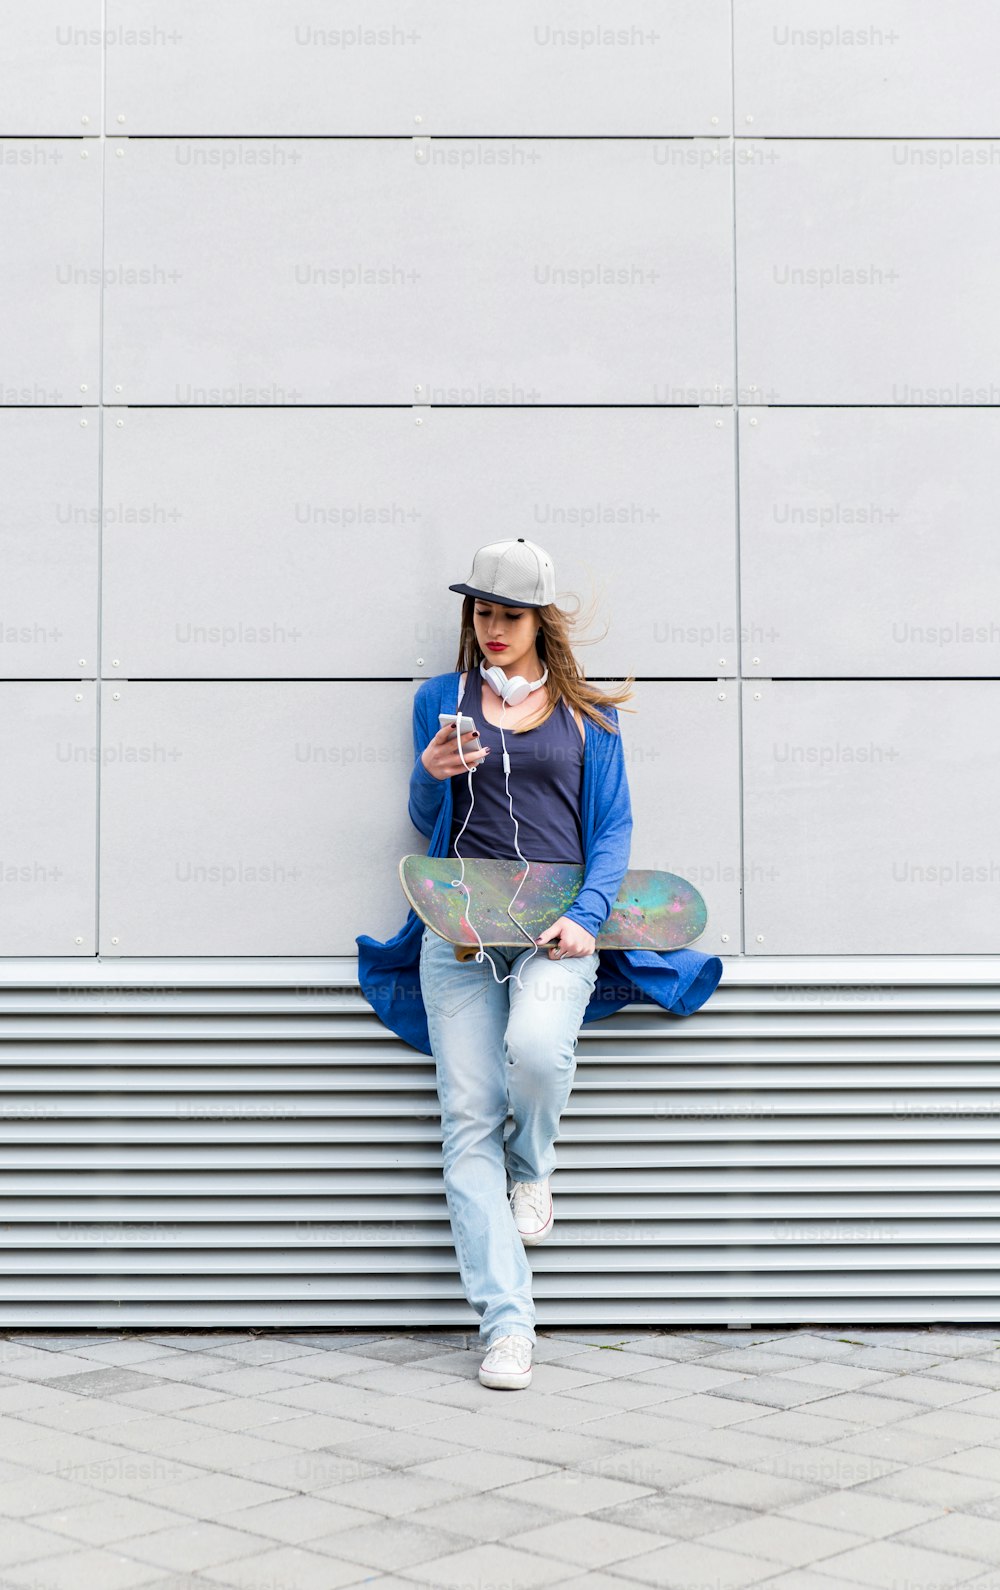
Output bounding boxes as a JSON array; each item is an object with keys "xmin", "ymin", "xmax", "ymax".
[{"xmin": 420, "ymin": 723, "xmax": 490, "ymax": 780}]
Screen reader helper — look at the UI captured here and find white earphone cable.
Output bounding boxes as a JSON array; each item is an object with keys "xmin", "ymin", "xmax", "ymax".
[{"xmin": 449, "ymin": 668, "xmax": 544, "ymax": 990}]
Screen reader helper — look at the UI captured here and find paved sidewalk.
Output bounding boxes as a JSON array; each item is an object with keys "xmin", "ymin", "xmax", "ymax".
[{"xmin": 4, "ymin": 1324, "xmax": 1000, "ymax": 1588}]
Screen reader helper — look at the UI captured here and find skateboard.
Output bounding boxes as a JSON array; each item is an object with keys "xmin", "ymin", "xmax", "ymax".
[{"xmin": 400, "ymin": 855, "xmax": 707, "ymax": 961}]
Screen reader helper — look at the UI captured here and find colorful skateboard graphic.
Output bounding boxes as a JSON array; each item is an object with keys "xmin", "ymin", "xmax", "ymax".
[{"xmin": 401, "ymin": 855, "xmax": 707, "ymax": 961}]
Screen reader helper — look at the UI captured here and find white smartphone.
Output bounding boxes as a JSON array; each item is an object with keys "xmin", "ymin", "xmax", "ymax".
[{"xmin": 439, "ymin": 712, "xmax": 483, "ymax": 753}]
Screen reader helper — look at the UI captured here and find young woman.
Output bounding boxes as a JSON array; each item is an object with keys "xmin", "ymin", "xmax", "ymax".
[{"xmin": 415, "ymin": 537, "xmax": 635, "ymax": 1390}]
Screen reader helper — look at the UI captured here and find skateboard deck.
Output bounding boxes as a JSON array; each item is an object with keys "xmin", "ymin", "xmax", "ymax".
[{"xmin": 401, "ymin": 855, "xmax": 707, "ymax": 961}]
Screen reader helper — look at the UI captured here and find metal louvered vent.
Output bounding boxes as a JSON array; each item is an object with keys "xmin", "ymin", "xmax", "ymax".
[{"xmin": 1, "ymin": 956, "xmax": 999, "ymax": 1327}]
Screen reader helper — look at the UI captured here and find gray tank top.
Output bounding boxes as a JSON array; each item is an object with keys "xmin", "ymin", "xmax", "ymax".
[{"xmin": 448, "ymin": 666, "xmax": 585, "ymax": 864}]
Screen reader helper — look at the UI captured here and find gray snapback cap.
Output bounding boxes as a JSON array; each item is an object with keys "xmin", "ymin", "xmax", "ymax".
[{"xmin": 448, "ymin": 537, "xmax": 556, "ymax": 608}]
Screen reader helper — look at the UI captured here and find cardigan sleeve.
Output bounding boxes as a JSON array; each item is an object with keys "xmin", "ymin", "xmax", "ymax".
[
  {"xmin": 407, "ymin": 679, "xmax": 447, "ymax": 840},
  {"xmin": 562, "ymin": 707, "xmax": 633, "ymax": 939}
]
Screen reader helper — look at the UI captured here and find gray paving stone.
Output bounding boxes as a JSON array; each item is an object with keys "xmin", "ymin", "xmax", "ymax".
[
  {"xmin": 1, "ymin": 1546, "xmax": 163, "ymax": 1589},
  {"xmin": 404, "ymin": 1540, "xmax": 573, "ymax": 1587},
  {"xmin": 220, "ymin": 1492, "xmax": 380, "ymax": 1542},
  {"xmin": 926, "ymin": 1358, "xmax": 1000, "ymax": 1389},
  {"xmin": 894, "ymin": 1511, "xmax": 1000, "ymax": 1564},
  {"xmin": 934, "ymin": 1446, "xmax": 1000, "ymax": 1482},
  {"xmin": 247, "ymin": 1411, "xmax": 377, "ymax": 1450},
  {"xmin": 796, "ymin": 1390, "xmax": 921, "ymax": 1425},
  {"xmin": 700, "ymin": 1512, "xmax": 866, "ymax": 1566},
  {"xmin": 115, "ymin": 1520, "xmax": 276, "ymax": 1572},
  {"xmin": 412, "ymin": 1450, "xmax": 559, "ymax": 1492},
  {"xmin": 610, "ymin": 1536, "xmax": 784, "ymax": 1587},
  {"xmin": 514, "ymin": 1513, "xmax": 668, "ymax": 1568},
  {"xmin": 706, "ymin": 1375, "xmax": 834, "ymax": 1409},
  {"xmin": 544, "ymin": 1347, "xmax": 687, "ymax": 1378},
  {"xmin": 21, "ymin": 1399, "xmax": 154, "ymax": 1435},
  {"xmin": 314, "ymin": 1516, "xmax": 473, "ymax": 1572},
  {"xmin": 865, "ymin": 1374, "xmax": 992, "ymax": 1407},
  {"xmin": 112, "ymin": 1383, "xmax": 227, "ymax": 1415},
  {"xmin": 778, "ymin": 1486, "xmax": 943, "ymax": 1537},
  {"xmin": 817, "ymin": 1535, "xmax": 986, "ymax": 1587},
  {"xmin": 192, "ymin": 1365, "xmax": 333, "ymax": 1399},
  {"xmin": 310, "ymin": 1428, "xmax": 468, "ymax": 1473},
  {"xmin": 207, "ymin": 1544, "xmax": 373, "ymax": 1589},
  {"xmin": 236, "ymin": 1449, "xmax": 387, "ymax": 1493},
  {"xmin": 856, "ymin": 1466, "xmax": 1000, "ymax": 1509},
  {"xmin": 777, "ymin": 1360, "xmax": 893, "ymax": 1392},
  {"xmin": 755, "ymin": 1334, "xmax": 864, "ymax": 1361},
  {"xmin": 628, "ymin": 1360, "xmax": 749, "ymax": 1394},
  {"xmin": 149, "ymin": 1470, "xmax": 297, "ymax": 1519},
  {"xmin": 850, "ymin": 1345, "xmax": 962, "ymax": 1372},
  {"xmin": 892, "ymin": 1406, "xmax": 1000, "ymax": 1445},
  {"xmin": 31, "ymin": 1494, "xmax": 190, "ymax": 1547},
  {"xmin": 0, "ymin": 1518, "xmax": 87, "ymax": 1568},
  {"xmin": 494, "ymin": 1469, "xmax": 655, "ymax": 1515},
  {"xmin": 694, "ymin": 1348, "xmax": 817, "ymax": 1375},
  {"xmin": 594, "ymin": 1492, "xmax": 758, "ymax": 1540},
  {"xmin": 575, "ymin": 1446, "xmax": 721, "ymax": 1490},
  {"xmin": 168, "ymin": 1394, "xmax": 307, "ymax": 1432},
  {"xmin": 328, "ymin": 1363, "xmax": 467, "ymax": 1395},
  {"xmin": 405, "ymin": 1490, "xmax": 564, "ymax": 1543},
  {"xmin": 731, "ymin": 1408, "xmax": 864, "ymax": 1444},
  {"xmin": 72, "ymin": 1341, "xmax": 179, "ymax": 1367},
  {"xmin": 85, "ymin": 1414, "xmax": 209, "ymax": 1453},
  {"xmin": 312, "ymin": 1469, "xmax": 464, "ymax": 1519},
  {"xmin": 829, "ymin": 1425, "xmax": 967, "ymax": 1467},
  {"xmin": 673, "ymin": 1466, "xmax": 825, "ymax": 1512},
  {"xmin": 350, "ymin": 1337, "xmax": 458, "ymax": 1364},
  {"xmin": 0, "ymin": 1473, "xmax": 104, "ymax": 1521},
  {"xmin": 556, "ymin": 1375, "xmax": 684, "ymax": 1410}
]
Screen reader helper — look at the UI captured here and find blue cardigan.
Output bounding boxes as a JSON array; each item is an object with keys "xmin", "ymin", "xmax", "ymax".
[{"xmin": 356, "ymin": 672, "xmax": 724, "ymax": 1055}]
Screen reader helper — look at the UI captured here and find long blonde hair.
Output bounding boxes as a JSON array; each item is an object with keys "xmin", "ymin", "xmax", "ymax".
[{"xmin": 453, "ymin": 591, "xmax": 636, "ymax": 736}]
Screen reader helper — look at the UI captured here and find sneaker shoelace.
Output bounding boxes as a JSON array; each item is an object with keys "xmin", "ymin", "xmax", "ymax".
[
  {"xmin": 510, "ymin": 1180, "xmax": 549, "ymax": 1222},
  {"xmin": 484, "ymin": 1334, "xmax": 532, "ymax": 1371}
]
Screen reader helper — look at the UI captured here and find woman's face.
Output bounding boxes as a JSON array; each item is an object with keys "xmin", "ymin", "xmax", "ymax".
[{"xmin": 473, "ymin": 600, "xmax": 542, "ymax": 676}]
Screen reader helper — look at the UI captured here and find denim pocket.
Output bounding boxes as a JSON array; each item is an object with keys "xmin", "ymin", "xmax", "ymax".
[{"xmin": 420, "ymin": 930, "xmax": 488, "ymax": 1020}]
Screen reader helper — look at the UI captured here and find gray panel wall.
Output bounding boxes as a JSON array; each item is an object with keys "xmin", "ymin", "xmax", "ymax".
[{"xmin": 2, "ymin": 0, "xmax": 996, "ymax": 961}]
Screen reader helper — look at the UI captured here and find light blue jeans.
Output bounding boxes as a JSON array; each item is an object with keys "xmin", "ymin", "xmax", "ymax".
[{"xmin": 419, "ymin": 923, "xmax": 600, "ymax": 1348}]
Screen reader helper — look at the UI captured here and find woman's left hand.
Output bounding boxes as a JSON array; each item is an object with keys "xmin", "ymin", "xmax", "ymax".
[{"xmin": 536, "ymin": 917, "xmax": 596, "ymax": 959}]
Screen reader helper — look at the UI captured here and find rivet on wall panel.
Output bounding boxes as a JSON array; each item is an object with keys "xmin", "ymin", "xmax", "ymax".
[
  {"xmin": 749, "ymin": 418, "xmax": 757, "ymax": 426},
  {"xmin": 80, "ymin": 385, "xmax": 88, "ymax": 393},
  {"xmin": 756, "ymin": 935, "xmax": 764, "ymax": 942},
  {"xmin": 116, "ymin": 420, "xmax": 124, "ymax": 427},
  {"xmin": 751, "ymin": 658, "xmax": 760, "ymax": 666},
  {"xmin": 78, "ymin": 660, "xmax": 86, "ymax": 668},
  {"xmin": 75, "ymin": 936, "xmax": 83, "ymax": 944},
  {"xmin": 753, "ymin": 692, "xmax": 761, "ymax": 700},
  {"xmin": 74, "ymin": 693, "xmax": 82, "ymax": 702},
  {"xmin": 117, "ymin": 115, "xmax": 125, "ymax": 123},
  {"xmin": 112, "ymin": 692, "xmax": 120, "ymax": 700},
  {"xmin": 116, "ymin": 148, "xmax": 124, "ymax": 157},
  {"xmin": 416, "ymin": 658, "xmax": 425, "ymax": 668},
  {"xmin": 111, "ymin": 937, "xmax": 119, "ymax": 945},
  {"xmin": 79, "ymin": 419, "xmax": 88, "ymax": 427},
  {"xmin": 80, "ymin": 149, "xmax": 88, "ymax": 158},
  {"xmin": 112, "ymin": 660, "xmax": 120, "ymax": 668},
  {"xmin": 81, "ymin": 117, "xmax": 89, "ymax": 125},
  {"xmin": 721, "ymin": 934, "xmax": 730, "ymax": 942},
  {"xmin": 711, "ymin": 116, "xmax": 719, "ymax": 125},
  {"xmin": 717, "ymin": 692, "xmax": 726, "ymax": 701},
  {"xmin": 719, "ymin": 659, "xmax": 726, "ymax": 667}
]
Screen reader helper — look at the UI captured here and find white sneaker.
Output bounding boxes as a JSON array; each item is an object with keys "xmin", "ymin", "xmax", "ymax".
[
  {"xmin": 509, "ymin": 1178, "xmax": 554, "ymax": 1244},
  {"xmin": 479, "ymin": 1333, "xmax": 533, "ymax": 1389}
]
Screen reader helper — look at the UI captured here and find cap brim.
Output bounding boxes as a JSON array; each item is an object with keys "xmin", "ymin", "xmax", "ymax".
[{"xmin": 448, "ymin": 582, "xmax": 542, "ymax": 608}]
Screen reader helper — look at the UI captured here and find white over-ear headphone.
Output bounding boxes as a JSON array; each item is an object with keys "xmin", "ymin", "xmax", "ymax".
[
  {"xmin": 479, "ymin": 660, "xmax": 549, "ymax": 705},
  {"xmin": 449, "ymin": 659, "xmax": 552, "ymax": 988}
]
